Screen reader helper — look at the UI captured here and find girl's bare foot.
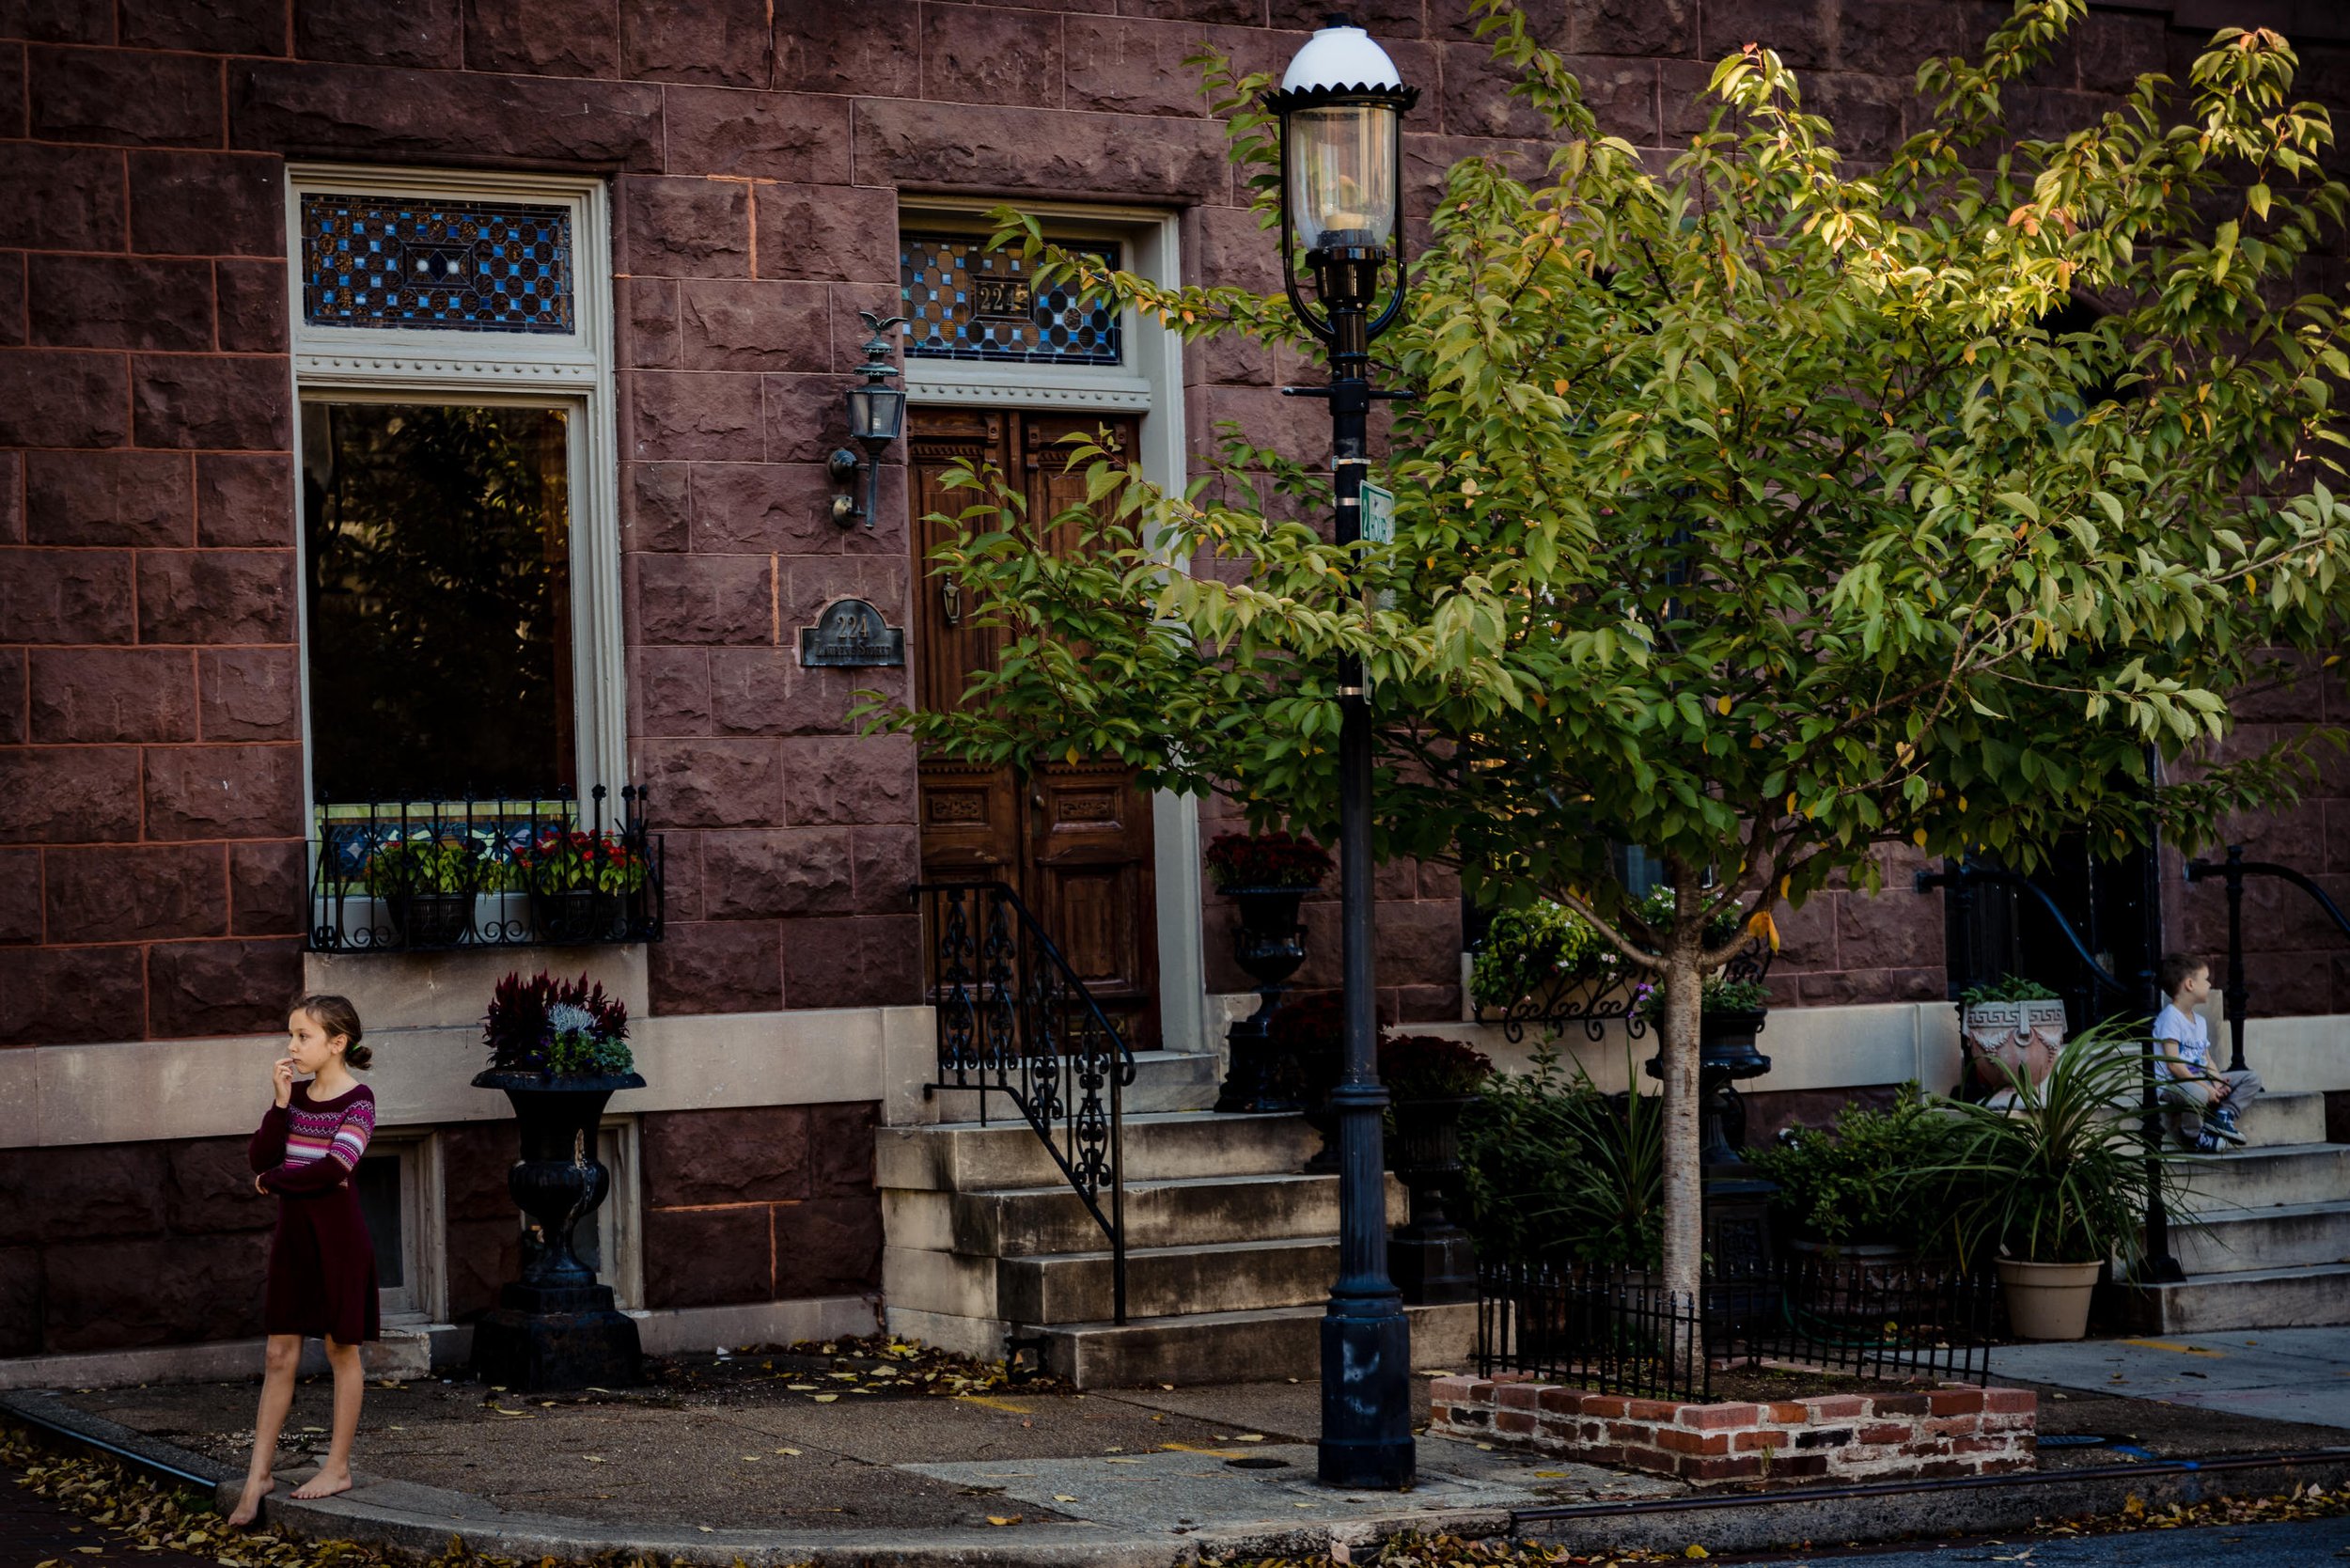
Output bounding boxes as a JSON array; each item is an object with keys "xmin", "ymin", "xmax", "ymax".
[
  {"xmin": 290, "ymin": 1466, "xmax": 352, "ymax": 1501},
  {"xmin": 226, "ymin": 1476, "xmax": 274, "ymax": 1527}
]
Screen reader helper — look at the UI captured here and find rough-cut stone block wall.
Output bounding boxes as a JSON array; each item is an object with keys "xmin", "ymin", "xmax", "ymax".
[
  {"xmin": 0, "ymin": 1136, "xmax": 276, "ymax": 1357},
  {"xmin": 2171, "ymin": 662, "xmax": 2350, "ymax": 1016},
  {"xmin": 0, "ymin": 55, "xmax": 306, "ymax": 1043},
  {"xmin": 1430, "ymin": 1372, "xmax": 2035, "ymax": 1483},
  {"xmin": 5, "ymin": 1, "xmax": 2350, "ymax": 1052},
  {"xmin": 638, "ymin": 1102, "xmax": 881, "ymax": 1309},
  {"xmin": 0, "ymin": 1102, "xmax": 884, "ymax": 1356}
]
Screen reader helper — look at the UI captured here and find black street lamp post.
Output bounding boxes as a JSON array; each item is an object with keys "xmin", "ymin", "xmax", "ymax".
[{"xmin": 1267, "ymin": 12, "xmax": 1419, "ymax": 1492}]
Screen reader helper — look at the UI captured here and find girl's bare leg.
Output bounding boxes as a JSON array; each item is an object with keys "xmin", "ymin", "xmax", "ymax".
[
  {"xmin": 227, "ymin": 1335, "xmax": 303, "ymax": 1526},
  {"xmin": 290, "ymin": 1338, "xmax": 364, "ymax": 1500}
]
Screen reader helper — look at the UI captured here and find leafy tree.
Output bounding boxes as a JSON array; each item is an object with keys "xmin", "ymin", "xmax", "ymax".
[{"xmin": 870, "ymin": 0, "xmax": 2350, "ymax": 1302}]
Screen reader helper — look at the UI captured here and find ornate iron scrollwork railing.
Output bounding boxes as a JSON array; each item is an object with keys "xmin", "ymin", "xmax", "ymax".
[
  {"xmin": 306, "ymin": 785, "xmax": 664, "ymax": 953},
  {"xmin": 915, "ymin": 881, "xmax": 1136, "ymax": 1325},
  {"xmin": 1471, "ymin": 938, "xmax": 1776, "ymax": 1043}
]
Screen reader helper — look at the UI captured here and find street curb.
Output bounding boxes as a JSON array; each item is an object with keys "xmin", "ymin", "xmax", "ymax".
[
  {"xmin": 11, "ymin": 1391, "xmax": 2350, "ymax": 1566},
  {"xmin": 1518, "ymin": 1451, "xmax": 2350, "ymax": 1559}
]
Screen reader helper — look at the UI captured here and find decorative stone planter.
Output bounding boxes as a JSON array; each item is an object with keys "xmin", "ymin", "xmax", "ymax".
[
  {"xmin": 1388, "ymin": 1094, "xmax": 1479, "ymax": 1304},
  {"xmin": 469, "ymin": 1068, "xmax": 647, "ymax": 1390},
  {"xmin": 1429, "ymin": 1373, "xmax": 2037, "ymax": 1483},
  {"xmin": 1214, "ymin": 886, "xmax": 1314, "ymax": 1114},
  {"xmin": 1963, "ymin": 1000, "xmax": 2069, "ymax": 1098}
]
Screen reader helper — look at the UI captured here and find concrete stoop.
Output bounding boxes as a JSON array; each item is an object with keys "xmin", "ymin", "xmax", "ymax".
[
  {"xmin": 2130, "ymin": 1090, "xmax": 2350, "ymax": 1332},
  {"xmin": 879, "ymin": 1067, "xmax": 1469, "ymax": 1386}
]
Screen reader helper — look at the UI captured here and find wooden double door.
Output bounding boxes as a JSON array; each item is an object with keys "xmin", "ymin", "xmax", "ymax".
[{"xmin": 910, "ymin": 408, "xmax": 1160, "ymax": 1051}]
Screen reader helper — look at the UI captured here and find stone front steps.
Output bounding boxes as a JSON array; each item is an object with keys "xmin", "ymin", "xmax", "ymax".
[
  {"xmin": 1038, "ymin": 1300, "xmax": 1478, "ymax": 1388},
  {"xmin": 2128, "ymin": 1090, "xmax": 2350, "ymax": 1332},
  {"xmin": 878, "ymin": 1064, "xmax": 1471, "ymax": 1386},
  {"xmin": 927, "ymin": 1050, "xmax": 1227, "ymax": 1122}
]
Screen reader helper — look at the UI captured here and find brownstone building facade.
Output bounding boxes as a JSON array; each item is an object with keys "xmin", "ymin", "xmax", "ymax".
[{"xmin": 4, "ymin": 0, "xmax": 2349, "ymax": 1373}]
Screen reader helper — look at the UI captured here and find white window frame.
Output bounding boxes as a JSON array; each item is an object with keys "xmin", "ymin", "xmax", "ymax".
[
  {"xmin": 590, "ymin": 1117, "xmax": 644, "ymax": 1309},
  {"xmin": 896, "ymin": 199, "xmax": 1205, "ymax": 1054},
  {"xmin": 284, "ymin": 165, "xmax": 625, "ymax": 809},
  {"xmin": 359, "ymin": 1130, "xmax": 446, "ymax": 1323}
]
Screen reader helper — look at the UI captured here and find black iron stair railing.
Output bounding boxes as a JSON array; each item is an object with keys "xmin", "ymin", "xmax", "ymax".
[
  {"xmin": 1917, "ymin": 861, "xmax": 2184, "ymax": 1283},
  {"xmin": 914, "ymin": 880, "xmax": 1136, "ymax": 1325},
  {"xmin": 2186, "ymin": 844, "xmax": 2350, "ymax": 1075}
]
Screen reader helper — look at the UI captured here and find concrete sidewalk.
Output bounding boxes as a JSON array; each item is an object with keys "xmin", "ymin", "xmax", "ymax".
[
  {"xmin": 1989, "ymin": 1326, "xmax": 2350, "ymax": 1430},
  {"xmin": 12, "ymin": 1337, "xmax": 2350, "ymax": 1566}
]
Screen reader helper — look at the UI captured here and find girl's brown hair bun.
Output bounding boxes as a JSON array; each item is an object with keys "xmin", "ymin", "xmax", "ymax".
[{"xmin": 291, "ymin": 993, "xmax": 369, "ymax": 1071}]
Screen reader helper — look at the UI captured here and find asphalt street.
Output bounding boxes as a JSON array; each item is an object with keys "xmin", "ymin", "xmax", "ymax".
[{"xmin": 1731, "ymin": 1513, "xmax": 2350, "ymax": 1565}]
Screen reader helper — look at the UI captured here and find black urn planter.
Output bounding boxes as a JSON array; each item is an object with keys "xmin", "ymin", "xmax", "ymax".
[
  {"xmin": 1214, "ymin": 886, "xmax": 1314, "ymax": 1113},
  {"xmin": 469, "ymin": 1068, "xmax": 646, "ymax": 1390},
  {"xmin": 1387, "ymin": 1094, "xmax": 1480, "ymax": 1304}
]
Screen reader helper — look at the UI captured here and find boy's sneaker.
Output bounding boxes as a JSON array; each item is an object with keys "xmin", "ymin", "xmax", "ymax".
[
  {"xmin": 2188, "ymin": 1130, "xmax": 2224, "ymax": 1154},
  {"xmin": 2209, "ymin": 1110, "xmax": 2248, "ymax": 1146}
]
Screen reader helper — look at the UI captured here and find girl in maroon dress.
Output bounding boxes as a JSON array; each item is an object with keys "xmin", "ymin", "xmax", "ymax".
[{"xmin": 227, "ymin": 995, "xmax": 379, "ymax": 1527}]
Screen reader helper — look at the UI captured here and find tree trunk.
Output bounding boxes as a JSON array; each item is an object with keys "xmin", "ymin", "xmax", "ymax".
[{"xmin": 1657, "ymin": 865, "xmax": 1706, "ymax": 1311}]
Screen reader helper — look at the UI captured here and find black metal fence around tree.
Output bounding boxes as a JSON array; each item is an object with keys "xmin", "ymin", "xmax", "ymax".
[
  {"xmin": 306, "ymin": 785, "xmax": 664, "ymax": 953},
  {"xmin": 1478, "ymin": 1256, "xmax": 1998, "ymax": 1403}
]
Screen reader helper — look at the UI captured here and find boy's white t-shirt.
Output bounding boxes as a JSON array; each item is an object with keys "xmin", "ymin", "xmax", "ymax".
[{"xmin": 2152, "ymin": 1001, "xmax": 2211, "ymax": 1073}]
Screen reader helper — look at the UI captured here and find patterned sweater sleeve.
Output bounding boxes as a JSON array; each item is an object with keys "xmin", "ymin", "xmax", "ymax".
[
  {"xmin": 262, "ymin": 1095, "xmax": 377, "ymax": 1194},
  {"xmin": 248, "ymin": 1105, "xmax": 290, "ymax": 1173}
]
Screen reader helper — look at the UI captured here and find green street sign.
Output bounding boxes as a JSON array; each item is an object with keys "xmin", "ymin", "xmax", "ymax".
[{"xmin": 1358, "ymin": 479, "xmax": 1395, "ymax": 545}]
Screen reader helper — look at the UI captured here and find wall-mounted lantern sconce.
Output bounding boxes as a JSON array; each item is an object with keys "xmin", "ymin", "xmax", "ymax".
[{"xmin": 829, "ymin": 310, "xmax": 907, "ymax": 529}]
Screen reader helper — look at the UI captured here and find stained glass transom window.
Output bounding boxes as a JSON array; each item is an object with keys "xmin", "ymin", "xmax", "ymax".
[
  {"xmin": 901, "ymin": 235, "xmax": 1121, "ymax": 366},
  {"xmin": 301, "ymin": 195, "xmax": 575, "ymax": 335}
]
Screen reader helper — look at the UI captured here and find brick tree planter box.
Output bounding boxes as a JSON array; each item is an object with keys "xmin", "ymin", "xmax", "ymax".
[{"xmin": 1429, "ymin": 1374, "xmax": 2035, "ymax": 1484}]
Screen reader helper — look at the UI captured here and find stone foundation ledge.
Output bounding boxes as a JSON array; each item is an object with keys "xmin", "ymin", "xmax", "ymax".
[{"xmin": 1428, "ymin": 1372, "xmax": 2035, "ymax": 1484}]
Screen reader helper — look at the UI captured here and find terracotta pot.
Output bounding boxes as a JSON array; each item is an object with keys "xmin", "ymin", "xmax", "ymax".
[{"xmin": 1995, "ymin": 1257, "xmax": 2101, "ymax": 1341}]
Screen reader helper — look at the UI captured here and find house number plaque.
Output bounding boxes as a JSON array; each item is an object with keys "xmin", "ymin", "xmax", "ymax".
[
  {"xmin": 973, "ymin": 277, "xmax": 1033, "ymax": 319},
  {"xmin": 799, "ymin": 598, "xmax": 906, "ymax": 667}
]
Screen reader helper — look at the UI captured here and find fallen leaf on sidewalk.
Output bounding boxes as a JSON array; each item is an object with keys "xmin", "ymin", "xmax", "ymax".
[
  {"xmin": 1235, "ymin": 1434, "xmax": 1264, "ymax": 1442},
  {"xmin": 1053, "ymin": 1494, "xmax": 1077, "ymax": 1502},
  {"xmin": 582, "ymin": 1455, "xmax": 604, "ymax": 1464},
  {"xmin": 985, "ymin": 1515, "xmax": 1022, "ymax": 1527},
  {"xmin": 774, "ymin": 1448, "xmax": 801, "ymax": 1456},
  {"xmin": 787, "ymin": 1384, "xmax": 819, "ymax": 1391},
  {"xmin": 811, "ymin": 1394, "xmax": 838, "ymax": 1403}
]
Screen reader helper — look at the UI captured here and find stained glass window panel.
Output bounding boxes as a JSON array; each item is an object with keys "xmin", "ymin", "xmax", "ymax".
[
  {"xmin": 302, "ymin": 195, "xmax": 575, "ymax": 335},
  {"xmin": 901, "ymin": 234, "xmax": 1121, "ymax": 366}
]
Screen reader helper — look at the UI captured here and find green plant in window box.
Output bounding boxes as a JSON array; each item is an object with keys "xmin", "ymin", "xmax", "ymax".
[
  {"xmin": 515, "ymin": 829, "xmax": 648, "ymax": 943},
  {"xmin": 366, "ymin": 836, "xmax": 484, "ymax": 947}
]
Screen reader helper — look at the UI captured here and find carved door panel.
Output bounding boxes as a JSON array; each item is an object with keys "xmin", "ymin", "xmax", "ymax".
[{"xmin": 909, "ymin": 408, "xmax": 1160, "ymax": 1050}]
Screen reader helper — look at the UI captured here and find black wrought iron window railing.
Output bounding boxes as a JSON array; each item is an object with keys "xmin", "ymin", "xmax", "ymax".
[{"xmin": 306, "ymin": 786, "xmax": 664, "ymax": 953}]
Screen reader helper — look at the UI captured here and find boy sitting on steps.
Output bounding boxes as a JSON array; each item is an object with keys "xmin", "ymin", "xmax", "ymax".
[{"xmin": 2154, "ymin": 952, "xmax": 2261, "ymax": 1153}]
